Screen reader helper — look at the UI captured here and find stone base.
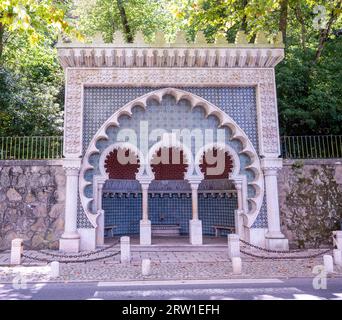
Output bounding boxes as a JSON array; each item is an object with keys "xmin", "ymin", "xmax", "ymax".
[
  {"xmin": 59, "ymin": 237, "xmax": 80, "ymax": 253},
  {"xmin": 265, "ymin": 236, "xmax": 289, "ymax": 251},
  {"xmin": 140, "ymin": 220, "xmax": 151, "ymax": 245},
  {"xmin": 189, "ymin": 219, "xmax": 203, "ymax": 245}
]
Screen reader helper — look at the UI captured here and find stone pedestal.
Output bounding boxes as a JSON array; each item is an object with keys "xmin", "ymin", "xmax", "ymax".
[
  {"xmin": 265, "ymin": 236, "xmax": 289, "ymax": 251},
  {"xmin": 189, "ymin": 219, "xmax": 203, "ymax": 245},
  {"xmin": 140, "ymin": 220, "xmax": 152, "ymax": 245},
  {"xmin": 59, "ymin": 236, "xmax": 80, "ymax": 253}
]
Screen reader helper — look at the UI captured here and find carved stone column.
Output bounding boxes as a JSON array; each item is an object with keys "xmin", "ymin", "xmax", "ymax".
[
  {"xmin": 189, "ymin": 181, "xmax": 203, "ymax": 245},
  {"xmin": 59, "ymin": 158, "xmax": 81, "ymax": 253},
  {"xmin": 261, "ymin": 158, "xmax": 289, "ymax": 250},
  {"xmin": 140, "ymin": 182, "xmax": 152, "ymax": 245},
  {"xmin": 233, "ymin": 180, "xmax": 244, "ymax": 236},
  {"xmin": 96, "ymin": 181, "xmax": 105, "ymax": 246}
]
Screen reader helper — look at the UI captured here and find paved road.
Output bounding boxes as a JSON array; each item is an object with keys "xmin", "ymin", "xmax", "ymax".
[{"xmin": 0, "ymin": 278, "xmax": 341, "ymax": 300}]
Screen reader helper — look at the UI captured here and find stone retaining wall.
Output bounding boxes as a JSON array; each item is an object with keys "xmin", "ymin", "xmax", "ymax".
[
  {"xmin": 0, "ymin": 159, "xmax": 341, "ymax": 249},
  {"xmin": 0, "ymin": 160, "xmax": 65, "ymax": 250},
  {"xmin": 279, "ymin": 159, "xmax": 342, "ymax": 247}
]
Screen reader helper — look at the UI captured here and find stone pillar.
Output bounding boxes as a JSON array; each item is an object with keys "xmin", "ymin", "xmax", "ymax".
[
  {"xmin": 59, "ymin": 158, "xmax": 81, "ymax": 253},
  {"xmin": 261, "ymin": 158, "xmax": 289, "ymax": 251},
  {"xmin": 189, "ymin": 182, "xmax": 203, "ymax": 245},
  {"xmin": 227, "ymin": 234, "xmax": 240, "ymax": 258},
  {"xmin": 96, "ymin": 182, "xmax": 105, "ymax": 246},
  {"xmin": 120, "ymin": 236, "xmax": 131, "ymax": 263},
  {"xmin": 140, "ymin": 182, "xmax": 151, "ymax": 245},
  {"xmin": 10, "ymin": 238, "xmax": 23, "ymax": 265},
  {"xmin": 233, "ymin": 181, "xmax": 244, "ymax": 236}
]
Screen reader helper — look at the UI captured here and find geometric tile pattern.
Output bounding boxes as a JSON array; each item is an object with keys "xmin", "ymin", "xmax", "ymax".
[
  {"xmin": 79, "ymin": 87, "xmax": 268, "ymax": 229},
  {"xmin": 102, "ymin": 192, "xmax": 238, "ymax": 236}
]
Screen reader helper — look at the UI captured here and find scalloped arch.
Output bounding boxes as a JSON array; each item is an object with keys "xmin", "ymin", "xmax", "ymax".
[{"xmin": 79, "ymin": 88, "xmax": 264, "ymax": 228}]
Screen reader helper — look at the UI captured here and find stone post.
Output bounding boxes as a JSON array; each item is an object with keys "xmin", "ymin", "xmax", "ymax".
[
  {"xmin": 142, "ymin": 259, "xmax": 151, "ymax": 276},
  {"xmin": 261, "ymin": 158, "xmax": 289, "ymax": 251},
  {"xmin": 59, "ymin": 158, "xmax": 81, "ymax": 253},
  {"xmin": 140, "ymin": 182, "xmax": 151, "ymax": 245},
  {"xmin": 50, "ymin": 261, "xmax": 60, "ymax": 278},
  {"xmin": 228, "ymin": 234, "xmax": 240, "ymax": 258},
  {"xmin": 323, "ymin": 255, "xmax": 334, "ymax": 274},
  {"xmin": 189, "ymin": 182, "xmax": 203, "ymax": 245},
  {"xmin": 120, "ymin": 236, "xmax": 131, "ymax": 263},
  {"xmin": 10, "ymin": 238, "xmax": 23, "ymax": 265}
]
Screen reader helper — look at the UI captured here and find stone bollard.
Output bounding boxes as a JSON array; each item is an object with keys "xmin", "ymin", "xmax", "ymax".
[
  {"xmin": 50, "ymin": 261, "xmax": 60, "ymax": 278},
  {"xmin": 227, "ymin": 234, "xmax": 240, "ymax": 259},
  {"xmin": 10, "ymin": 238, "xmax": 23, "ymax": 265},
  {"xmin": 232, "ymin": 257, "xmax": 242, "ymax": 274},
  {"xmin": 323, "ymin": 255, "xmax": 334, "ymax": 274},
  {"xmin": 142, "ymin": 259, "xmax": 151, "ymax": 276},
  {"xmin": 333, "ymin": 249, "xmax": 342, "ymax": 267},
  {"xmin": 120, "ymin": 236, "xmax": 131, "ymax": 264},
  {"xmin": 332, "ymin": 231, "xmax": 342, "ymax": 251}
]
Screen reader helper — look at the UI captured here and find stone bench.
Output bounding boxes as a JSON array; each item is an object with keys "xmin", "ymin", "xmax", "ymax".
[
  {"xmin": 213, "ymin": 225, "xmax": 235, "ymax": 237},
  {"xmin": 104, "ymin": 225, "xmax": 117, "ymax": 238},
  {"xmin": 152, "ymin": 224, "xmax": 181, "ymax": 237}
]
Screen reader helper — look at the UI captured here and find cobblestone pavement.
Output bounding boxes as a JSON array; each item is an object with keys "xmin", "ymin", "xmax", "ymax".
[{"xmin": 0, "ymin": 247, "xmax": 341, "ymax": 283}]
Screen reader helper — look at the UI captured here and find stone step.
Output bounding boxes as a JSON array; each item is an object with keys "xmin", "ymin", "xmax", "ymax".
[{"xmin": 130, "ymin": 245, "xmax": 227, "ymax": 252}]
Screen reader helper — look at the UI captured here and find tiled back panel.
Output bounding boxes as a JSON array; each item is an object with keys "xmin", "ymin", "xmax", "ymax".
[
  {"xmin": 102, "ymin": 192, "xmax": 236, "ymax": 236},
  {"xmin": 83, "ymin": 87, "xmax": 258, "ymax": 153},
  {"xmin": 80, "ymin": 86, "xmax": 268, "ymax": 229}
]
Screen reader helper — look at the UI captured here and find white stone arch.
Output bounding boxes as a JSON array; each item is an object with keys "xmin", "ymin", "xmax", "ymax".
[{"xmin": 79, "ymin": 87, "xmax": 264, "ymax": 228}]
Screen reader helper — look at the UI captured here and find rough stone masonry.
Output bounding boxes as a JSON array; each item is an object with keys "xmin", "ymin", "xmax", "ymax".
[
  {"xmin": 0, "ymin": 160, "xmax": 65, "ymax": 250},
  {"xmin": 0, "ymin": 158, "xmax": 341, "ymax": 250}
]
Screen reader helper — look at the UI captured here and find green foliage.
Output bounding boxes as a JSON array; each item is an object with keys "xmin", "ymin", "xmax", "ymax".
[
  {"xmin": 276, "ymin": 37, "xmax": 342, "ymax": 135},
  {"xmin": 0, "ymin": 0, "xmax": 74, "ymax": 136},
  {"xmin": 76, "ymin": 0, "xmax": 177, "ymax": 42}
]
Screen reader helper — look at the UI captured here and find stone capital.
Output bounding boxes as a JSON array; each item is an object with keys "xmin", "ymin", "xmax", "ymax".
[
  {"xmin": 63, "ymin": 158, "xmax": 81, "ymax": 175},
  {"xmin": 261, "ymin": 157, "xmax": 283, "ymax": 175}
]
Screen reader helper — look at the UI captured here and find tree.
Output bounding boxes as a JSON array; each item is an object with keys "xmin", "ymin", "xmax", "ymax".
[
  {"xmin": 0, "ymin": 0, "xmax": 78, "ymax": 62},
  {"xmin": 0, "ymin": 0, "xmax": 76, "ymax": 136},
  {"xmin": 76, "ymin": 0, "xmax": 175, "ymax": 42}
]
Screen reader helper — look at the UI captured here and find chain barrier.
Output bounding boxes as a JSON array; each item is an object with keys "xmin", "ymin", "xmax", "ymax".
[
  {"xmin": 21, "ymin": 240, "xmax": 121, "ymax": 264},
  {"xmin": 239, "ymin": 239, "xmax": 332, "ymax": 259},
  {"xmin": 21, "ymin": 250, "xmax": 121, "ymax": 264},
  {"xmin": 239, "ymin": 239, "xmax": 303, "ymax": 254},
  {"xmin": 240, "ymin": 248, "xmax": 332, "ymax": 260},
  {"xmin": 37, "ymin": 240, "xmax": 120, "ymax": 259}
]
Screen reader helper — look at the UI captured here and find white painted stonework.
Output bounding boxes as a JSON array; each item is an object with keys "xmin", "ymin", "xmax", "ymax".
[
  {"xmin": 189, "ymin": 219, "xmax": 203, "ymax": 245},
  {"xmin": 57, "ymin": 32, "xmax": 288, "ymax": 252},
  {"xmin": 10, "ymin": 238, "xmax": 23, "ymax": 265}
]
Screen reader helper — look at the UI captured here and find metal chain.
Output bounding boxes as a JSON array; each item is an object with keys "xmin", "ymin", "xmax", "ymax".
[
  {"xmin": 35, "ymin": 240, "xmax": 119, "ymax": 259},
  {"xmin": 240, "ymin": 248, "xmax": 332, "ymax": 260},
  {"xmin": 21, "ymin": 250, "xmax": 120, "ymax": 264},
  {"xmin": 239, "ymin": 239, "xmax": 303, "ymax": 253}
]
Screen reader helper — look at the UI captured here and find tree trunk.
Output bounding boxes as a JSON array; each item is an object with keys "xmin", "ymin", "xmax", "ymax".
[
  {"xmin": 0, "ymin": 23, "xmax": 4, "ymax": 63},
  {"xmin": 241, "ymin": 0, "xmax": 248, "ymax": 31},
  {"xmin": 314, "ymin": 2, "xmax": 341, "ymax": 63},
  {"xmin": 295, "ymin": 4, "xmax": 306, "ymax": 52},
  {"xmin": 116, "ymin": 0, "xmax": 133, "ymax": 43},
  {"xmin": 279, "ymin": 0, "xmax": 288, "ymax": 47}
]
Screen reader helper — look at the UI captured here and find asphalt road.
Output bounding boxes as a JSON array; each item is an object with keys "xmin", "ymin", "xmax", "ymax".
[{"xmin": 0, "ymin": 277, "xmax": 341, "ymax": 300}]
